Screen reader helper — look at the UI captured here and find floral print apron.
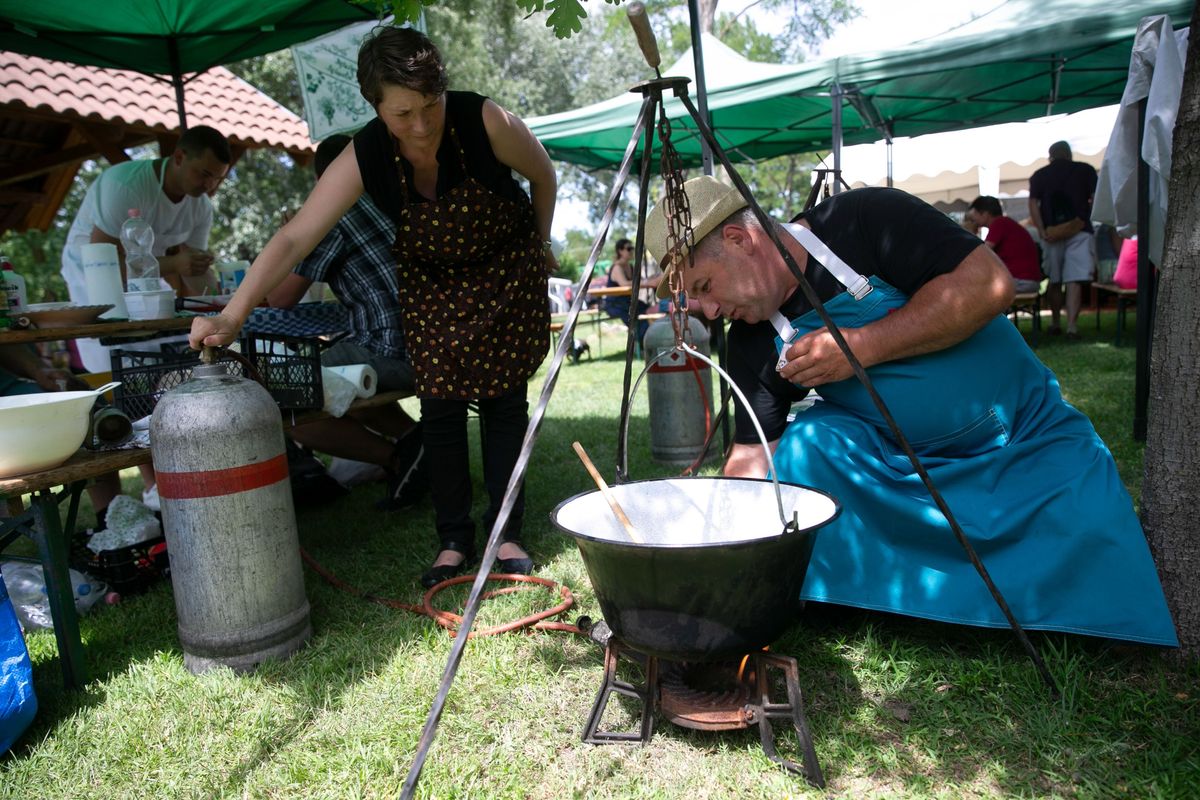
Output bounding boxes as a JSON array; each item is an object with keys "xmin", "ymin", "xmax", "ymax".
[{"xmin": 390, "ymin": 126, "xmax": 548, "ymax": 400}]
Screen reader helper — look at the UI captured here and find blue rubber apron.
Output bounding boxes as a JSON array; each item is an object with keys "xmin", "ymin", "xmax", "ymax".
[{"xmin": 770, "ymin": 226, "xmax": 1177, "ymax": 646}]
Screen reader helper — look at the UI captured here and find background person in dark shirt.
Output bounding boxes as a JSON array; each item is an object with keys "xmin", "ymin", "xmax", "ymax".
[
  {"xmin": 640, "ymin": 177, "xmax": 1176, "ymax": 648},
  {"xmin": 1028, "ymin": 140, "xmax": 1098, "ymax": 339}
]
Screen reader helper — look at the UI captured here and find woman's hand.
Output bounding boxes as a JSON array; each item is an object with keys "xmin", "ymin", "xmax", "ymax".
[
  {"xmin": 543, "ymin": 248, "xmax": 559, "ymax": 277},
  {"xmin": 189, "ymin": 313, "xmax": 242, "ymax": 350}
]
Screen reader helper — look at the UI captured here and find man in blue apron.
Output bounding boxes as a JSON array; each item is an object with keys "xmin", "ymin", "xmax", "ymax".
[{"xmin": 643, "ymin": 176, "xmax": 1177, "ymax": 647}]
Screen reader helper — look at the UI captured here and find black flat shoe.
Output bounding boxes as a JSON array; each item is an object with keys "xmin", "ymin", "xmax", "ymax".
[
  {"xmin": 496, "ymin": 556, "xmax": 534, "ymax": 576},
  {"xmin": 420, "ymin": 561, "xmax": 469, "ymax": 588},
  {"xmin": 420, "ymin": 542, "xmax": 475, "ymax": 589}
]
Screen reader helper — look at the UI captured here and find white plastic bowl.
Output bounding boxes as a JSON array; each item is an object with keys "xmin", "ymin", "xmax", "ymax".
[
  {"xmin": 123, "ymin": 289, "xmax": 176, "ymax": 320},
  {"xmin": 0, "ymin": 382, "xmax": 121, "ymax": 478}
]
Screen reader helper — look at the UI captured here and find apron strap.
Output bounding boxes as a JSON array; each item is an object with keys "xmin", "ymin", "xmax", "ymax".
[
  {"xmin": 770, "ymin": 223, "xmax": 872, "ymax": 368},
  {"xmin": 782, "ymin": 223, "xmax": 872, "ymax": 300}
]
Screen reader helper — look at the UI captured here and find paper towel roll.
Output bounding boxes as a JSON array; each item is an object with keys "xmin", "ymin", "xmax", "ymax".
[
  {"xmin": 81, "ymin": 242, "xmax": 128, "ymax": 318},
  {"xmin": 326, "ymin": 364, "xmax": 377, "ymax": 399}
]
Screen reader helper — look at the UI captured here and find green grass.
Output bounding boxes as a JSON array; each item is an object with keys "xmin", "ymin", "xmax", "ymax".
[{"xmin": 3, "ymin": 313, "xmax": 1198, "ymax": 799}]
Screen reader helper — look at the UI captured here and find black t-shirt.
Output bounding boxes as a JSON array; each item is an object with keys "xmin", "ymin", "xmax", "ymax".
[
  {"xmin": 726, "ymin": 187, "xmax": 983, "ymax": 444},
  {"xmin": 1029, "ymin": 159, "xmax": 1098, "ymax": 234},
  {"xmin": 353, "ymin": 91, "xmax": 528, "ymax": 220}
]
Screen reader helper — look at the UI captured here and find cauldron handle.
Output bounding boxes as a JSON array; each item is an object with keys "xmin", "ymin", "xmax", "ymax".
[{"xmin": 621, "ymin": 341, "xmax": 797, "ymax": 532}]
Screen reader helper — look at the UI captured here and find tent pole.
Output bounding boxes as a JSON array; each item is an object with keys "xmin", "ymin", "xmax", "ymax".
[
  {"xmin": 687, "ymin": 0, "xmax": 714, "ymax": 176},
  {"xmin": 168, "ymin": 38, "xmax": 188, "ymax": 131},
  {"xmin": 886, "ymin": 135, "xmax": 893, "ymax": 188},
  {"xmin": 1133, "ymin": 97, "xmax": 1153, "ymax": 442},
  {"xmin": 831, "ymin": 83, "xmax": 844, "ymax": 194}
]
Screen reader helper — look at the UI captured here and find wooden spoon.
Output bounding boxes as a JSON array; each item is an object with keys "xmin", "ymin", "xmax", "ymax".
[{"xmin": 572, "ymin": 441, "xmax": 645, "ymax": 545}]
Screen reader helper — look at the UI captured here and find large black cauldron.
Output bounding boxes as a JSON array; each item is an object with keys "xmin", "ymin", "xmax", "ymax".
[{"xmin": 552, "ymin": 476, "xmax": 839, "ymax": 662}]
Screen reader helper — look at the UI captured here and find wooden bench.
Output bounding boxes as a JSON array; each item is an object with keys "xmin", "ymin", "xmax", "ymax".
[
  {"xmin": 1, "ymin": 448, "xmax": 151, "ymax": 689},
  {"xmin": 1008, "ymin": 291, "xmax": 1043, "ymax": 347},
  {"xmin": 0, "ymin": 389, "xmax": 410, "ymax": 689},
  {"xmin": 1091, "ymin": 282, "xmax": 1138, "ymax": 345}
]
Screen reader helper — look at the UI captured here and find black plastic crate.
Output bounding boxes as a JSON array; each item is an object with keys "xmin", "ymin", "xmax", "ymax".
[
  {"xmin": 110, "ymin": 333, "xmax": 322, "ymax": 419},
  {"xmin": 240, "ymin": 332, "xmax": 323, "ymax": 411},
  {"xmin": 69, "ymin": 533, "xmax": 169, "ymax": 596},
  {"xmin": 110, "ymin": 348, "xmax": 245, "ymax": 420}
]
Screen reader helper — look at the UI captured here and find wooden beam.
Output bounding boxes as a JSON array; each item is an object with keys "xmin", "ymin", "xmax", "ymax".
[
  {"xmin": 0, "ymin": 188, "xmax": 48, "ymax": 204},
  {"xmin": 0, "ymin": 142, "xmax": 94, "ymax": 186},
  {"xmin": 76, "ymin": 122, "xmax": 133, "ymax": 165}
]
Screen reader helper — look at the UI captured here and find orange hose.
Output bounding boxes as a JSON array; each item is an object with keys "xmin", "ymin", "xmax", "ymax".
[{"xmin": 300, "ymin": 548, "xmax": 583, "ymax": 639}]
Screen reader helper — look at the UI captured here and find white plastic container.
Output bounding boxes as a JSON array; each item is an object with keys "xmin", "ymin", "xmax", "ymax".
[
  {"xmin": 123, "ymin": 289, "xmax": 176, "ymax": 320},
  {"xmin": 216, "ymin": 260, "xmax": 250, "ymax": 294},
  {"xmin": 81, "ymin": 242, "xmax": 129, "ymax": 319},
  {"xmin": 1, "ymin": 257, "xmax": 27, "ymax": 312},
  {"xmin": 0, "ymin": 382, "xmax": 121, "ymax": 478}
]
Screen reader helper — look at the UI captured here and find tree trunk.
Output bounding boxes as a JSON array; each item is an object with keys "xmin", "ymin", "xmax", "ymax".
[
  {"xmin": 1141, "ymin": 3, "xmax": 1200, "ymax": 661},
  {"xmin": 698, "ymin": 0, "xmax": 717, "ymax": 33}
]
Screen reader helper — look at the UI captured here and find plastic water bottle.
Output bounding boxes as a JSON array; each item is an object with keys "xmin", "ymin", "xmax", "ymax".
[
  {"xmin": 1, "ymin": 255, "xmax": 27, "ymax": 312},
  {"xmin": 120, "ymin": 209, "xmax": 160, "ymax": 292}
]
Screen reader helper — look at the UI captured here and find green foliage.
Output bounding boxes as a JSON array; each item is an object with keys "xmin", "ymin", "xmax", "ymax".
[
  {"xmin": 717, "ymin": 0, "xmax": 860, "ymax": 61},
  {"xmin": 0, "ymin": 160, "xmax": 105, "ymax": 303},
  {"xmin": 209, "ymin": 150, "xmax": 315, "ymax": 261},
  {"xmin": 363, "ymin": 0, "xmax": 626, "ymax": 38},
  {"xmin": 213, "ymin": 52, "xmax": 315, "ymax": 259}
]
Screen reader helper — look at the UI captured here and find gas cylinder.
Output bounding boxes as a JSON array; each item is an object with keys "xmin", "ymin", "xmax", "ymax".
[
  {"xmin": 643, "ymin": 315, "xmax": 715, "ymax": 465},
  {"xmin": 150, "ymin": 357, "xmax": 311, "ymax": 674}
]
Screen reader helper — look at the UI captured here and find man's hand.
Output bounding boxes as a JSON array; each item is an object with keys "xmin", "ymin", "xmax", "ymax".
[
  {"xmin": 32, "ymin": 366, "xmax": 75, "ymax": 392},
  {"xmin": 777, "ymin": 326, "xmax": 864, "ymax": 387},
  {"xmin": 188, "ymin": 313, "xmax": 242, "ymax": 350},
  {"xmin": 163, "ymin": 248, "xmax": 215, "ymax": 277}
]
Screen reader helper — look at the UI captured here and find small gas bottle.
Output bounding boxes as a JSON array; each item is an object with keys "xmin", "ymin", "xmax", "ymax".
[
  {"xmin": 150, "ymin": 350, "xmax": 311, "ymax": 674},
  {"xmin": 643, "ymin": 314, "xmax": 715, "ymax": 465}
]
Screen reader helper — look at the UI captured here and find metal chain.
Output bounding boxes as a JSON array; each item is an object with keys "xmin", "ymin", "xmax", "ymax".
[{"xmin": 656, "ymin": 109, "xmax": 694, "ymax": 347}]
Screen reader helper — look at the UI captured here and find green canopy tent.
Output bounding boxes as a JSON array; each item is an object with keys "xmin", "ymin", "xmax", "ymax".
[
  {"xmin": 0, "ymin": 0, "xmax": 378, "ymax": 127},
  {"xmin": 527, "ymin": 0, "xmax": 1193, "ymax": 172}
]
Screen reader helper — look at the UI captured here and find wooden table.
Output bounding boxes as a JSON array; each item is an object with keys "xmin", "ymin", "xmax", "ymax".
[
  {"xmin": 585, "ymin": 285, "xmax": 632, "ymax": 298},
  {"xmin": 0, "ymin": 315, "xmax": 197, "ymax": 346}
]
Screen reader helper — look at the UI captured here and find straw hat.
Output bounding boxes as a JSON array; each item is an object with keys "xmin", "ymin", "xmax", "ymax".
[{"xmin": 644, "ymin": 175, "xmax": 748, "ymax": 299}]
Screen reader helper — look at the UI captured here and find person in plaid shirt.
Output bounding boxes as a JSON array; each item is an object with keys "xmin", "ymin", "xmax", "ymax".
[{"xmin": 268, "ymin": 135, "xmax": 424, "ymax": 510}]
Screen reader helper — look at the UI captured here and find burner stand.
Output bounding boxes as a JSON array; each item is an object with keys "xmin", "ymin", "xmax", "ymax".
[{"xmin": 582, "ymin": 639, "xmax": 824, "ymax": 788}]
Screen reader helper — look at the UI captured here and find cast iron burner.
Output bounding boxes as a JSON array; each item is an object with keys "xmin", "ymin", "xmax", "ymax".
[{"xmin": 580, "ymin": 630, "xmax": 824, "ymax": 788}]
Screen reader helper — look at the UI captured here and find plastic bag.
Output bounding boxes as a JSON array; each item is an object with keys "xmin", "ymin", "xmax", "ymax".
[
  {"xmin": 86, "ymin": 494, "xmax": 161, "ymax": 553},
  {"xmin": 326, "ymin": 457, "xmax": 387, "ymax": 488},
  {"xmin": 0, "ymin": 561, "xmax": 106, "ymax": 631},
  {"xmin": 320, "ymin": 367, "xmax": 358, "ymax": 417},
  {"xmin": 0, "ymin": 570, "xmax": 37, "ymax": 753}
]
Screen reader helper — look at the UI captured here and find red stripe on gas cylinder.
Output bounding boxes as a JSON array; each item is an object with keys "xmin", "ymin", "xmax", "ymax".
[
  {"xmin": 156, "ymin": 453, "xmax": 289, "ymax": 500},
  {"xmin": 648, "ymin": 357, "xmax": 708, "ymax": 374}
]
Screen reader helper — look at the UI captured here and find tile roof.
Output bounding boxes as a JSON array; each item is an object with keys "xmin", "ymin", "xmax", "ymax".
[
  {"xmin": 1, "ymin": 51, "xmax": 313, "ymax": 155},
  {"xmin": 0, "ymin": 51, "xmax": 316, "ymax": 234}
]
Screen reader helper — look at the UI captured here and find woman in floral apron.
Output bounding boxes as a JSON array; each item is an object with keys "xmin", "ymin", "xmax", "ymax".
[{"xmin": 189, "ymin": 27, "xmax": 557, "ymax": 587}]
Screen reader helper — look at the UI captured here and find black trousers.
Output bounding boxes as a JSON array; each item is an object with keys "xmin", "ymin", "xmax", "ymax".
[{"xmin": 420, "ymin": 383, "xmax": 529, "ymax": 550}]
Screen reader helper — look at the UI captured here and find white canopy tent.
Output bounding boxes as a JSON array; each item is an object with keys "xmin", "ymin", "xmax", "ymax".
[{"xmin": 829, "ymin": 105, "xmax": 1119, "ymax": 212}]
